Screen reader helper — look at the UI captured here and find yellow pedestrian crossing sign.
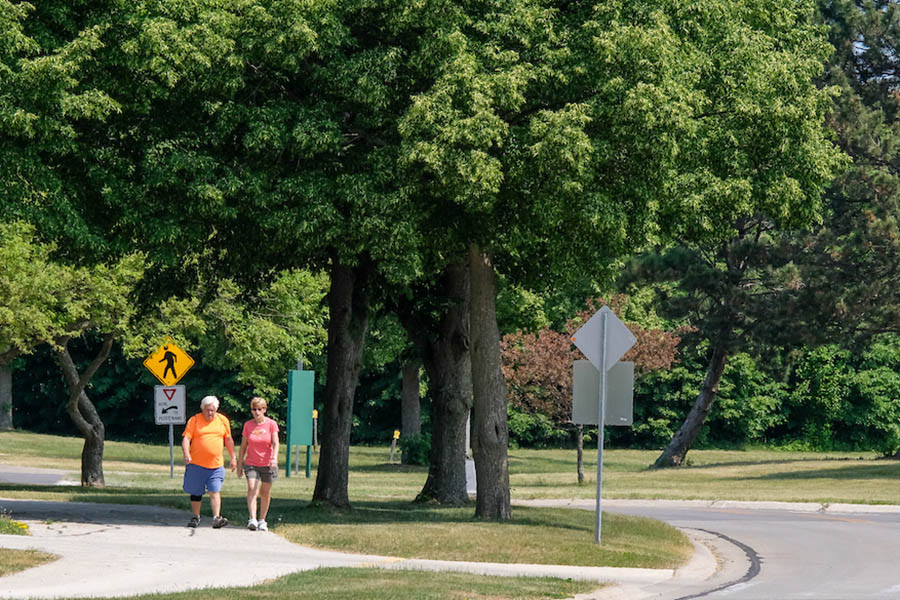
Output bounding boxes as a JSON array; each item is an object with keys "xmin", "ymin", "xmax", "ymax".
[{"xmin": 143, "ymin": 341, "xmax": 194, "ymax": 386}]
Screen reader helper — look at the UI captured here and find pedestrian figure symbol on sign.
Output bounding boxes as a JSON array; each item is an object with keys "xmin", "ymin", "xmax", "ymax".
[
  {"xmin": 160, "ymin": 347, "xmax": 178, "ymax": 380},
  {"xmin": 143, "ymin": 341, "xmax": 194, "ymax": 386}
]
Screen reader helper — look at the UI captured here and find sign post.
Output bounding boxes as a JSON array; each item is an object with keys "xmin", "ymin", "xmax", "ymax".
[
  {"xmin": 286, "ymin": 366, "xmax": 314, "ymax": 478},
  {"xmin": 145, "ymin": 340, "xmax": 193, "ymax": 478},
  {"xmin": 571, "ymin": 306, "xmax": 636, "ymax": 544},
  {"xmin": 389, "ymin": 429, "xmax": 400, "ymax": 463},
  {"xmin": 153, "ymin": 385, "xmax": 186, "ymax": 477}
]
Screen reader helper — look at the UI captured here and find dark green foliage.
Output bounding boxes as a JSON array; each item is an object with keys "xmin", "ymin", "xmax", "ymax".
[
  {"xmin": 351, "ymin": 361, "xmax": 404, "ymax": 445},
  {"xmin": 506, "ymin": 405, "xmax": 568, "ymax": 449},
  {"xmin": 778, "ymin": 336, "xmax": 900, "ymax": 453},
  {"xmin": 13, "ymin": 331, "xmax": 900, "ymax": 453},
  {"xmin": 399, "ymin": 433, "xmax": 431, "ymax": 466}
]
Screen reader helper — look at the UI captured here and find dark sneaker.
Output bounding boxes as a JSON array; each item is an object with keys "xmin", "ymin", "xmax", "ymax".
[
  {"xmin": 212, "ymin": 516, "xmax": 228, "ymax": 529},
  {"xmin": 187, "ymin": 515, "xmax": 200, "ymax": 528}
]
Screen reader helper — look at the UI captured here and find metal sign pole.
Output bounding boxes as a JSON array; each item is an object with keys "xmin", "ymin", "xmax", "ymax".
[
  {"xmin": 595, "ymin": 310, "xmax": 608, "ymax": 544},
  {"xmin": 168, "ymin": 424, "xmax": 174, "ymax": 478}
]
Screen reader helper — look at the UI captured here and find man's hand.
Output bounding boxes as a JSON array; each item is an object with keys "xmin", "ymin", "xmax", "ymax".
[{"xmin": 183, "ymin": 453, "xmax": 191, "ymax": 465}]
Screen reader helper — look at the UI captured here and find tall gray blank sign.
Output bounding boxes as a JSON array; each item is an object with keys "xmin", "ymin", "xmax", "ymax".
[{"xmin": 572, "ymin": 360, "xmax": 634, "ymax": 426}]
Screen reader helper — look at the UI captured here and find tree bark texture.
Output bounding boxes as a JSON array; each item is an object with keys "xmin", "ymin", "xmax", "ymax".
[
  {"xmin": 313, "ymin": 254, "xmax": 372, "ymax": 508},
  {"xmin": 654, "ymin": 345, "xmax": 729, "ymax": 468},
  {"xmin": 468, "ymin": 245, "xmax": 511, "ymax": 520},
  {"xmin": 576, "ymin": 424, "xmax": 584, "ymax": 484},
  {"xmin": 55, "ymin": 334, "xmax": 114, "ymax": 487},
  {"xmin": 399, "ymin": 260, "xmax": 472, "ymax": 503},
  {"xmin": 400, "ymin": 360, "xmax": 422, "ymax": 467},
  {"xmin": 401, "ymin": 361, "xmax": 421, "ymax": 439},
  {"xmin": 0, "ymin": 364, "xmax": 11, "ymax": 430}
]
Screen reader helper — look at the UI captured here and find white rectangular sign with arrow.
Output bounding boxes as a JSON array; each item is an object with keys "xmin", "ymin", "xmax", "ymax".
[{"xmin": 154, "ymin": 385, "xmax": 186, "ymax": 425}]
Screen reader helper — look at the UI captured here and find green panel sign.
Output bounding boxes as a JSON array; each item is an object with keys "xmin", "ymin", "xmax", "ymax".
[{"xmin": 286, "ymin": 370, "xmax": 314, "ymax": 447}]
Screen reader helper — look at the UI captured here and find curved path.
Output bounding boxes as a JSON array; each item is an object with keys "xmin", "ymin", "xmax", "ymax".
[{"xmin": 0, "ymin": 498, "xmax": 735, "ymax": 600}]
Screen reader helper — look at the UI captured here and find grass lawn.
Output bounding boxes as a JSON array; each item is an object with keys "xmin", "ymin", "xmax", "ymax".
[
  {"xmin": 3, "ymin": 431, "xmax": 898, "ymax": 598},
  {"xmin": 510, "ymin": 447, "xmax": 900, "ymax": 505},
  {"xmin": 39, "ymin": 568, "xmax": 594, "ymax": 600},
  {"xmin": 0, "ymin": 548, "xmax": 57, "ymax": 577},
  {"xmin": 0, "ymin": 431, "xmax": 692, "ymax": 600}
]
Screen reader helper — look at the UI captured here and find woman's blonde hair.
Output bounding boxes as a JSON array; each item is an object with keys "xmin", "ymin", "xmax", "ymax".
[{"xmin": 250, "ymin": 396, "xmax": 267, "ymax": 410}]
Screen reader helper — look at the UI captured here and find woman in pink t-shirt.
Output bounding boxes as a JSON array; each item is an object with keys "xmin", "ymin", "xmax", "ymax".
[{"xmin": 237, "ymin": 396, "xmax": 280, "ymax": 531}]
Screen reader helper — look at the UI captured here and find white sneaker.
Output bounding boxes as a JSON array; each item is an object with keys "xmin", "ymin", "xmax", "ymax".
[
  {"xmin": 248, "ymin": 518, "xmax": 258, "ymax": 531},
  {"xmin": 257, "ymin": 519, "xmax": 268, "ymax": 532}
]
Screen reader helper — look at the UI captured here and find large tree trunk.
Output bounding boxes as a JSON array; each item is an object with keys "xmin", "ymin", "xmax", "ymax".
[
  {"xmin": 313, "ymin": 253, "xmax": 372, "ymax": 508},
  {"xmin": 468, "ymin": 245, "xmax": 511, "ymax": 520},
  {"xmin": 401, "ymin": 361, "xmax": 421, "ymax": 439},
  {"xmin": 400, "ymin": 360, "xmax": 422, "ymax": 467},
  {"xmin": 399, "ymin": 260, "xmax": 472, "ymax": 503},
  {"xmin": 654, "ymin": 345, "xmax": 729, "ymax": 468},
  {"xmin": 55, "ymin": 334, "xmax": 114, "ymax": 487},
  {"xmin": 0, "ymin": 347, "xmax": 20, "ymax": 431},
  {"xmin": 0, "ymin": 363, "xmax": 12, "ymax": 430}
]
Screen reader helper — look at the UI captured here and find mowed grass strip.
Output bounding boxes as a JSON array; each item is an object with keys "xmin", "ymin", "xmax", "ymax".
[
  {"xmin": 5, "ymin": 431, "xmax": 900, "ymax": 505},
  {"xmin": 48, "ymin": 568, "xmax": 597, "ymax": 600},
  {"xmin": 276, "ymin": 502, "xmax": 692, "ymax": 568},
  {"xmin": 0, "ymin": 432, "xmax": 693, "ymax": 572},
  {"xmin": 509, "ymin": 448, "xmax": 900, "ymax": 505},
  {"xmin": 0, "ymin": 548, "xmax": 57, "ymax": 576}
]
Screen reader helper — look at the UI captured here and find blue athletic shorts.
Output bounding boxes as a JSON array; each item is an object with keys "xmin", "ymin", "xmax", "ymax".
[{"xmin": 183, "ymin": 464, "xmax": 225, "ymax": 496}]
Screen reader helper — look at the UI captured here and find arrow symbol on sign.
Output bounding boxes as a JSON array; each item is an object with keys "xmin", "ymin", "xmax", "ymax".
[{"xmin": 163, "ymin": 388, "xmax": 177, "ymax": 401}]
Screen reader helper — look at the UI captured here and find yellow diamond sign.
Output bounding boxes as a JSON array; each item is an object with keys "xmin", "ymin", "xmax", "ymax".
[{"xmin": 143, "ymin": 341, "xmax": 195, "ymax": 386}]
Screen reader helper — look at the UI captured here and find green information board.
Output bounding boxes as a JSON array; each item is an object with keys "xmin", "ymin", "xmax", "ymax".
[{"xmin": 286, "ymin": 369, "xmax": 314, "ymax": 477}]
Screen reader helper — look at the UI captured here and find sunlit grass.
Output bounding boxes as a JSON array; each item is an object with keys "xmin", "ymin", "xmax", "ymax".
[
  {"xmin": 0, "ymin": 548, "xmax": 57, "ymax": 576},
  {"xmin": 47, "ymin": 568, "xmax": 598, "ymax": 600},
  {"xmin": 8, "ymin": 430, "xmax": 898, "ymax": 598},
  {"xmin": 3, "ymin": 431, "xmax": 898, "ymax": 505},
  {"xmin": 0, "ymin": 431, "xmax": 692, "ymax": 569},
  {"xmin": 508, "ymin": 447, "xmax": 900, "ymax": 505},
  {"xmin": 276, "ymin": 502, "xmax": 691, "ymax": 568}
]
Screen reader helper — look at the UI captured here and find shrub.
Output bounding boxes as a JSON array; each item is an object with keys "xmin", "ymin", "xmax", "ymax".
[{"xmin": 400, "ymin": 433, "xmax": 431, "ymax": 466}]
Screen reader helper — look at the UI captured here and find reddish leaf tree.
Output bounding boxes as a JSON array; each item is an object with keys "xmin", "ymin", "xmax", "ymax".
[{"xmin": 501, "ymin": 296, "xmax": 690, "ymax": 427}]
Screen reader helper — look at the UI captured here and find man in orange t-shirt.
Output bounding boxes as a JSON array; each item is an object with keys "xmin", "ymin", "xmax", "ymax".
[{"xmin": 182, "ymin": 395, "xmax": 236, "ymax": 528}]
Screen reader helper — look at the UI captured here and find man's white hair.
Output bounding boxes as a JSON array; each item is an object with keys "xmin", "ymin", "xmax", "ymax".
[{"xmin": 200, "ymin": 395, "xmax": 219, "ymax": 409}]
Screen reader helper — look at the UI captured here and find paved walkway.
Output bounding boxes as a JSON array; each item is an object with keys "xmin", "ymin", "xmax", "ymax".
[
  {"xmin": 0, "ymin": 465, "xmax": 763, "ymax": 600},
  {"xmin": 0, "ymin": 496, "xmax": 751, "ymax": 600}
]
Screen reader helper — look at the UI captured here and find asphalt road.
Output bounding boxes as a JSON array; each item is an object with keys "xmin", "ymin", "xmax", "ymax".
[{"xmin": 524, "ymin": 499, "xmax": 900, "ymax": 600}]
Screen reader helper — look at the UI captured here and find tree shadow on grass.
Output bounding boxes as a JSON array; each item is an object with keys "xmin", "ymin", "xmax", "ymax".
[
  {"xmin": 0, "ymin": 491, "xmax": 190, "ymax": 527},
  {"xmin": 353, "ymin": 463, "xmax": 426, "ymax": 473},
  {"xmin": 747, "ymin": 462, "xmax": 900, "ymax": 481},
  {"xmin": 265, "ymin": 499, "xmax": 589, "ymax": 532},
  {"xmin": 649, "ymin": 457, "xmax": 872, "ymax": 471}
]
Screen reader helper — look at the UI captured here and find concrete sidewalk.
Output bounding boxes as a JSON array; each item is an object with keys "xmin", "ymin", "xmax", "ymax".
[{"xmin": 0, "ymin": 498, "xmax": 746, "ymax": 600}]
